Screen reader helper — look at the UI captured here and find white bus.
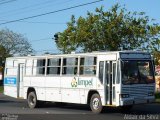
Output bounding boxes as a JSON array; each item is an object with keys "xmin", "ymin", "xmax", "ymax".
[{"xmin": 3, "ymin": 51, "xmax": 155, "ymax": 113}]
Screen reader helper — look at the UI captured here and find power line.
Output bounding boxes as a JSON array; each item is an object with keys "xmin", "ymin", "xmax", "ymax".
[
  {"xmin": 36, "ymin": 49, "xmax": 55, "ymax": 52},
  {"xmin": 0, "ymin": 0, "xmax": 58, "ymax": 17},
  {"xmin": 20, "ymin": 21, "xmax": 65, "ymax": 25},
  {"xmin": 0, "ymin": 0, "xmax": 17, "ymax": 5},
  {"xmin": 29, "ymin": 37, "xmax": 52, "ymax": 43},
  {"xmin": 0, "ymin": 0, "xmax": 9, "ymax": 1},
  {"xmin": 0, "ymin": 19, "xmax": 66, "ymax": 24},
  {"xmin": 0, "ymin": 0, "xmax": 104, "ymax": 25},
  {"xmin": 35, "ymin": 49, "xmax": 59, "ymax": 54},
  {"xmin": 0, "ymin": 0, "xmax": 74, "ymax": 18},
  {"xmin": 21, "ymin": 21, "xmax": 66, "ymax": 25}
]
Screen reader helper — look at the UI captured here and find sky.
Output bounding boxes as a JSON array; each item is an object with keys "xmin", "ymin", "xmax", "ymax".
[{"xmin": 0, "ymin": 0, "xmax": 160, "ymax": 55}]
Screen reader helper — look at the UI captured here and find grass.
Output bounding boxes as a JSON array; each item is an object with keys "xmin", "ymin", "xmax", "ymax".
[{"xmin": 0, "ymin": 86, "xmax": 3, "ymax": 93}]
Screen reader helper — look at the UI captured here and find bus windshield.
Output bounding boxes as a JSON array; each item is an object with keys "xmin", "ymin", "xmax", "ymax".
[{"xmin": 121, "ymin": 60, "xmax": 155, "ymax": 85}]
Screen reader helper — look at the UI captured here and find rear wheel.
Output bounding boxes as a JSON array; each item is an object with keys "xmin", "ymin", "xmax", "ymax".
[
  {"xmin": 90, "ymin": 93, "xmax": 103, "ymax": 114},
  {"xmin": 27, "ymin": 91, "xmax": 38, "ymax": 108}
]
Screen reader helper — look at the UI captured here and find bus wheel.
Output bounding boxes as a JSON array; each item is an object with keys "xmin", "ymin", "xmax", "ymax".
[
  {"xmin": 90, "ymin": 93, "xmax": 103, "ymax": 114},
  {"xmin": 27, "ymin": 91, "xmax": 38, "ymax": 108}
]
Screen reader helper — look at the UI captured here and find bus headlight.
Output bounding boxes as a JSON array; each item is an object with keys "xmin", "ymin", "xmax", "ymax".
[
  {"xmin": 120, "ymin": 94, "xmax": 130, "ymax": 98},
  {"xmin": 148, "ymin": 92, "xmax": 154, "ymax": 96}
]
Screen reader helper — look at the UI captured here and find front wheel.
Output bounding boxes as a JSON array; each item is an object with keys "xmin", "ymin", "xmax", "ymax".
[
  {"xmin": 27, "ymin": 91, "xmax": 38, "ymax": 108},
  {"xmin": 90, "ymin": 93, "xmax": 103, "ymax": 114}
]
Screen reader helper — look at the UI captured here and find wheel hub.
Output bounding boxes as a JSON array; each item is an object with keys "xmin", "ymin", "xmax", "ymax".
[
  {"xmin": 29, "ymin": 96, "xmax": 35, "ymax": 105},
  {"xmin": 92, "ymin": 98, "xmax": 100, "ymax": 110}
]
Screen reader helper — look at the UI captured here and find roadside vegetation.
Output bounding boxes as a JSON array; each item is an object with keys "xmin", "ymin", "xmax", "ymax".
[
  {"xmin": 155, "ymin": 92, "xmax": 160, "ymax": 102},
  {"xmin": 54, "ymin": 4, "xmax": 160, "ymax": 61},
  {"xmin": 0, "ymin": 85, "xmax": 3, "ymax": 93}
]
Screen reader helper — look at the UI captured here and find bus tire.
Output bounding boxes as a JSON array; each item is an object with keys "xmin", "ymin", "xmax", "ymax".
[
  {"xmin": 90, "ymin": 93, "xmax": 103, "ymax": 114},
  {"xmin": 27, "ymin": 91, "xmax": 38, "ymax": 108}
]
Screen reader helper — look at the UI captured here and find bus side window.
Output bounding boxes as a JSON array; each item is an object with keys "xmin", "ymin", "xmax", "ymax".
[
  {"xmin": 62, "ymin": 57, "xmax": 78, "ymax": 75},
  {"xmin": 47, "ymin": 58, "xmax": 61, "ymax": 75},
  {"xmin": 80, "ymin": 56, "xmax": 97, "ymax": 76},
  {"xmin": 36, "ymin": 59, "xmax": 46, "ymax": 75}
]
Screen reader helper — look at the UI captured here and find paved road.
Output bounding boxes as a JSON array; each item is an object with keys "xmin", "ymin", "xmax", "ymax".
[{"xmin": 0, "ymin": 93, "xmax": 160, "ymax": 120}]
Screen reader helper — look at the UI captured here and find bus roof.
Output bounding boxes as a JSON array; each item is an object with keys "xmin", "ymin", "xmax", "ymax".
[{"xmin": 5, "ymin": 51, "xmax": 151, "ymax": 60}]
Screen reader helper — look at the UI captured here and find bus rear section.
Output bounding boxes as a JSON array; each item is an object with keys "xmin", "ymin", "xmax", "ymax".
[{"xmin": 3, "ymin": 58, "xmax": 25, "ymax": 98}]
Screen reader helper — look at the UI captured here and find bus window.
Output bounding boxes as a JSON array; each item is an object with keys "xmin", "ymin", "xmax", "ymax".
[
  {"xmin": 47, "ymin": 58, "xmax": 61, "ymax": 75},
  {"xmin": 121, "ymin": 60, "xmax": 154, "ymax": 85},
  {"xmin": 36, "ymin": 59, "xmax": 46, "ymax": 75},
  {"xmin": 62, "ymin": 57, "xmax": 78, "ymax": 75},
  {"xmin": 80, "ymin": 57, "xmax": 97, "ymax": 75}
]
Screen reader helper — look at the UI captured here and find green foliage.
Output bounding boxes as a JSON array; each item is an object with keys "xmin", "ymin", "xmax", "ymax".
[
  {"xmin": 0, "ymin": 45, "xmax": 11, "ymax": 66},
  {"xmin": 155, "ymin": 92, "xmax": 160, "ymax": 99},
  {"xmin": 0, "ymin": 86, "xmax": 3, "ymax": 93},
  {"xmin": 152, "ymin": 51, "xmax": 160, "ymax": 65},
  {"xmin": 55, "ymin": 4, "xmax": 160, "ymax": 53}
]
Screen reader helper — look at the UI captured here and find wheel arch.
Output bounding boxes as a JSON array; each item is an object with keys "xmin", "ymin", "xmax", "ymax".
[
  {"xmin": 27, "ymin": 87, "xmax": 36, "ymax": 98},
  {"xmin": 87, "ymin": 90, "xmax": 99, "ymax": 104}
]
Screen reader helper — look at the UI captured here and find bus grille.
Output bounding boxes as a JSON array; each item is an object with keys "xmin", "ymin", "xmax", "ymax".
[{"xmin": 121, "ymin": 85, "xmax": 155, "ymax": 99}]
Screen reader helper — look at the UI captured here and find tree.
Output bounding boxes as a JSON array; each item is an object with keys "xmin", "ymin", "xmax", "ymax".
[
  {"xmin": 0, "ymin": 29, "xmax": 34, "ymax": 56},
  {"xmin": 152, "ymin": 51, "xmax": 160, "ymax": 65},
  {"xmin": 0, "ymin": 45, "xmax": 10, "ymax": 66},
  {"xmin": 55, "ymin": 4, "xmax": 160, "ymax": 54},
  {"xmin": 55, "ymin": 15, "xmax": 78, "ymax": 53},
  {"xmin": 0, "ymin": 29, "xmax": 34, "ymax": 66}
]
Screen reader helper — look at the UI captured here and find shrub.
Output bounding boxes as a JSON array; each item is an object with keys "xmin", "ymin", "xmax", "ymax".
[{"xmin": 155, "ymin": 92, "xmax": 160, "ymax": 99}]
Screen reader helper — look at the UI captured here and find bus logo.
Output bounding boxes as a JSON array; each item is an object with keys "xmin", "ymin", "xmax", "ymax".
[
  {"xmin": 71, "ymin": 78, "xmax": 78, "ymax": 87},
  {"xmin": 71, "ymin": 77, "xmax": 93, "ymax": 87}
]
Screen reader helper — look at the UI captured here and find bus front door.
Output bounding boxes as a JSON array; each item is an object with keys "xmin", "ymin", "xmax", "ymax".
[
  {"xmin": 17, "ymin": 63, "xmax": 24, "ymax": 98},
  {"xmin": 100, "ymin": 61, "xmax": 117, "ymax": 105}
]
